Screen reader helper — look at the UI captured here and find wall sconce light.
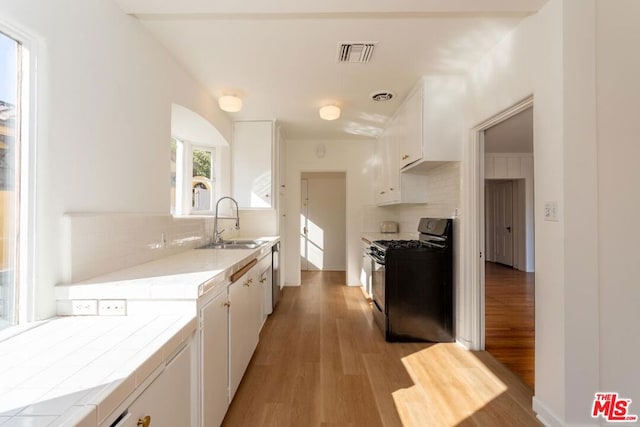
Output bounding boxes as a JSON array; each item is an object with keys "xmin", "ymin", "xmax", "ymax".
[
  {"xmin": 319, "ymin": 105, "xmax": 340, "ymax": 121},
  {"xmin": 218, "ymin": 95, "xmax": 242, "ymax": 112}
]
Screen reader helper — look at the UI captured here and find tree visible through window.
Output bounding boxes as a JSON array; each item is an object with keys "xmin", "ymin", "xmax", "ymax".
[{"xmin": 192, "ymin": 148, "xmax": 214, "ymax": 211}]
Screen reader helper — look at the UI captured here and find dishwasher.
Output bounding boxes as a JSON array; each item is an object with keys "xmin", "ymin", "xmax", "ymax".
[{"xmin": 272, "ymin": 241, "xmax": 280, "ymax": 310}]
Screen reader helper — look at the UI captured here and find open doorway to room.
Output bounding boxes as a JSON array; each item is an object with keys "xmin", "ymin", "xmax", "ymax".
[
  {"xmin": 482, "ymin": 105, "xmax": 536, "ymax": 389},
  {"xmin": 300, "ymin": 172, "xmax": 346, "ymax": 280}
]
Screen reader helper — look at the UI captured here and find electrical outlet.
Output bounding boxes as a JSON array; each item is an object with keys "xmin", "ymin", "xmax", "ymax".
[
  {"xmin": 69, "ymin": 299, "xmax": 98, "ymax": 315},
  {"xmin": 98, "ymin": 299, "xmax": 127, "ymax": 316}
]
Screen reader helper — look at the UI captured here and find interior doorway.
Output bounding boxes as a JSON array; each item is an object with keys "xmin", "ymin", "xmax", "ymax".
[
  {"xmin": 300, "ymin": 172, "xmax": 346, "ymax": 272},
  {"xmin": 481, "ymin": 104, "xmax": 536, "ymax": 389}
]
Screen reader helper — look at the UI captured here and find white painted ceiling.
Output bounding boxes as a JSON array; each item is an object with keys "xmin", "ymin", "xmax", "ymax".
[
  {"xmin": 115, "ymin": 0, "xmax": 547, "ymax": 140},
  {"xmin": 484, "ymin": 107, "xmax": 533, "ymax": 153}
]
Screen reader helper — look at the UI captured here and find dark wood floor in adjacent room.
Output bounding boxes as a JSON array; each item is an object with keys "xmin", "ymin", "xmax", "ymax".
[
  {"xmin": 484, "ymin": 262, "xmax": 535, "ymax": 389},
  {"xmin": 223, "ymin": 270, "xmax": 540, "ymax": 427}
]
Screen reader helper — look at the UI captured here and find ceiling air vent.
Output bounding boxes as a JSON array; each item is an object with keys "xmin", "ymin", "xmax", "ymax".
[
  {"xmin": 337, "ymin": 42, "xmax": 376, "ymax": 63},
  {"xmin": 370, "ymin": 91, "xmax": 394, "ymax": 102}
]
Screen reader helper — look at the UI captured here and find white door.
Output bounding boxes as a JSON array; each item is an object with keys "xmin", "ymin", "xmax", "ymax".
[
  {"xmin": 300, "ymin": 179, "xmax": 311, "ymax": 271},
  {"xmin": 495, "ymin": 181, "xmax": 514, "ymax": 266},
  {"xmin": 300, "ymin": 173, "xmax": 346, "ymax": 271}
]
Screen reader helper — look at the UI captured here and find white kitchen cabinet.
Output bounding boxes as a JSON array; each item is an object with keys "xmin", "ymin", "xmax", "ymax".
[
  {"xmin": 200, "ymin": 289, "xmax": 229, "ymax": 427},
  {"xmin": 397, "ymin": 87, "xmax": 424, "ymax": 169},
  {"xmin": 228, "ymin": 262, "xmax": 261, "ymax": 400},
  {"xmin": 374, "ymin": 121, "xmax": 427, "ymax": 206},
  {"xmin": 110, "ymin": 340, "xmax": 193, "ymax": 427},
  {"xmin": 395, "ymin": 76, "xmax": 466, "ymax": 172},
  {"xmin": 232, "ymin": 121, "xmax": 274, "ymax": 208},
  {"xmin": 257, "ymin": 254, "xmax": 273, "ymax": 322},
  {"xmin": 374, "ymin": 128, "xmax": 396, "ymax": 205},
  {"xmin": 360, "ymin": 239, "xmax": 372, "ymax": 297}
]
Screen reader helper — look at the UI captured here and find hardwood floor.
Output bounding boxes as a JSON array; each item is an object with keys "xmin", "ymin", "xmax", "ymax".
[
  {"xmin": 222, "ymin": 271, "xmax": 540, "ymax": 427},
  {"xmin": 484, "ymin": 262, "xmax": 535, "ymax": 389}
]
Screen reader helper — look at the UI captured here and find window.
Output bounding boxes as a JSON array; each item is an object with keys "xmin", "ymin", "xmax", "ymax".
[
  {"xmin": 170, "ymin": 138, "xmax": 217, "ymax": 215},
  {"xmin": 0, "ymin": 31, "xmax": 21, "ymax": 330},
  {"xmin": 191, "ymin": 147, "xmax": 215, "ymax": 211}
]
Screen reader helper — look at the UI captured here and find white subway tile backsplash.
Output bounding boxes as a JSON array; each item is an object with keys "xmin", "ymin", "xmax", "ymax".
[
  {"xmin": 363, "ymin": 162, "xmax": 461, "ymax": 233},
  {"xmin": 62, "ymin": 214, "xmax": 221, "ymax": 283}
]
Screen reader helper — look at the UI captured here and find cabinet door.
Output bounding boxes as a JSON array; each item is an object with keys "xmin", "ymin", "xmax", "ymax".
[
  {"xmin": 258, "ymin": 263, "xmax": 272, "ymax": 323},
  {"xmin": 232, "ymin": 121, "xmax": 273, "ymax": 208},
  {"xmin": 201, "ymin": 291, "xmax": 229, "ymax": 427},
  {"xmin": 229, "ymin": 268, "xmax": 260, "ymax": 400},
  {"xmin": 124, "ymin": 340, "xmax": 193, "ymax": 427},
  {"xmin": 374, "ymin": 136, "xmax": 388, "ymax": 205},
  {"xmin": 398, "ymin": 88, "xmax": 423, "ymax": 169}
]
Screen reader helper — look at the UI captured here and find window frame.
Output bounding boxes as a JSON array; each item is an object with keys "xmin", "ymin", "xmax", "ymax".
[
  {"xmin": 0, "ymin": 22, "xmax": 37, "ymax": 328},
  {"xmin": 171, "ymin": 138, "xmax": 219, "ymax": 216}
]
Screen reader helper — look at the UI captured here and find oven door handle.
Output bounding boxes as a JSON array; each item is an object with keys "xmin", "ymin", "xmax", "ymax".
[{"xmin": 367, "ymin": 251, "xmax": 385, "ymax": 266}]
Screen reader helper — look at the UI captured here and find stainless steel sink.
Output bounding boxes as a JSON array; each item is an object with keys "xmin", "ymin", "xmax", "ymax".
[{"xmin": 198, "ymin": 239, "xmax": 268, "ymax": 250}]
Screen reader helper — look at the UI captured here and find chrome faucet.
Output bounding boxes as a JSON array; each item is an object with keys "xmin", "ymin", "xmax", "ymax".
[{"xmin": 213, "ymin": 196, "xmax": 240, "ymax": 244}]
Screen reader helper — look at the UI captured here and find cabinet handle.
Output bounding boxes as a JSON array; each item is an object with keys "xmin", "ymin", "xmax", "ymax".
[
  {"xmin": 402, "ymin": 154, "xmax": 410, "ymax": 160},
  {"xmin": 244, "ymin": 278, "xmax": 253, "ymax": 287},
  {"xmin": 389, "ymin": 187, "xmax": 394, "ymax": 191},
  {"xmin": 223, "ymin": 301, "xmax": 231, "ymax": 308},
  {"xmin": 380, "ymin": 191, "xmax": 385, "ymax": 195},
  {"xmin": 265, "ymin": 194, "xmax": 270, "ymax": 198},
  {"xmin": 137, "ymin": 416, "xmax": 151, "ymax": 427},
  {"xmin": 260, "ymin": 277, "xmax": 266, "ymax": 283}
]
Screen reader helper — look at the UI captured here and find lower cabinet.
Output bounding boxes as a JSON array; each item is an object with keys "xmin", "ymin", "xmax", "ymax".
[
  {"xmin": 199, "ymin": 252, "xmax": 273, "ymax": 425},
  {"xmin": 200, "ymin": 290, "xmax": 230, "ymax": 427},
  {"xmin": 111, "ymin": 340, "xmax": 193, "ymax": 427},
  {"xmin": 228, "ymin": 266, "xmax": 260, "ymax": 400}
]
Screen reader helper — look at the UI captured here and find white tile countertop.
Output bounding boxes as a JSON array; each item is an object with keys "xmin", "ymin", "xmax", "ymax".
[
  {"xmin": 0, "ymin": 314, "xmax": 196, "ymax": 427},
  {"xmin": 0, "ymin": 236, "xmax": 280, "ymax": 426},
  {"xmin": 55, "ymin": 236, "xmax": 279, "ymax": 311}
]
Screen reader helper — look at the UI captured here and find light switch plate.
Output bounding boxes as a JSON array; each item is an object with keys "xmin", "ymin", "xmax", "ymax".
[{"xmin": 544, "ymin": 201, "xmax": 559, "ymax": 221}]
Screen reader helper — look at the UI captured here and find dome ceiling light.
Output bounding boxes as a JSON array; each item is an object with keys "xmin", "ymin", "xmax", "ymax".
[
  {"xmin": 319, "ymin": 105, "xmax": 341, "ymax": 121},
  {"xmin": 218, "ymin": 95, "xmax": 242, "ymax": 113}
]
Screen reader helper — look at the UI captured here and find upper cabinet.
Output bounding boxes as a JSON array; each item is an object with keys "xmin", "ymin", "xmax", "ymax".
[
  {"xmin": 397, "ymin": 87, "xmax": 424, "ymax": 169},
  {"xmin": 397, "ymin": 75, "xmax": 466, "ymax": 171},
  {"xmin": 374, "ymin": 75, "xmax": 466, "ymax": 206},
  {"xmin": 232, "ymin": 121, "xmax": 274, "ymax": 208}
]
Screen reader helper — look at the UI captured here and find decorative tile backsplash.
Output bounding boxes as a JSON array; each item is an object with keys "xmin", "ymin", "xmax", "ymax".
[{"xmin": 62, "ymin": 213, "xmax": 239, "ymax": 284}]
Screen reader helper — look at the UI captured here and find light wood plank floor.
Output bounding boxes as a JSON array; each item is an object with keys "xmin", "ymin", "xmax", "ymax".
[
  {"xmin": 485, "ymin": 262, "xmax": 535, "ymax": 389},
  {"xmin": 223, "ymin": 271, "xmax": 540, "ymax": 427}
]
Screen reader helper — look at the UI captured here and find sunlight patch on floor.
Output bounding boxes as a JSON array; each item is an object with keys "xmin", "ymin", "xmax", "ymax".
[{"xmin": 392, "ymin": 344, "xmax": 508, "ymax": 426}]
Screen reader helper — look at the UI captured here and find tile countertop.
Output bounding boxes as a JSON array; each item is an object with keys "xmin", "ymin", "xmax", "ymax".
[
  {"xmin": 361, "ymin": 232, "xmax": 419, "ymax": 244},
  {"xmin": 0, "ymin": 236, "xmax": 279, "ymax": 426},
  {"xmin": 55, "ymin": 236, "xmax": 280, "ymax": 305},
  {"xmin": 0, "ymin": 314, "xmax": 196, "ymax": 427}
]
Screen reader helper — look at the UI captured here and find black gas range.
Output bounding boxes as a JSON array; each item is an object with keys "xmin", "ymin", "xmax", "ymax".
[{"xmin": 367, "ymin": 218, "xmax": 454, "ymax": 342}]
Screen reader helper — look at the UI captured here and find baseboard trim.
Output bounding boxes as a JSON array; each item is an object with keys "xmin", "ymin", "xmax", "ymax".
[
  {"xmin": 533, "ymin": 397, "xmax": 565, "ymax": 427},
  {"xmin": 532, "ymin": 396, "xmax": 599, "ymax": 427}
]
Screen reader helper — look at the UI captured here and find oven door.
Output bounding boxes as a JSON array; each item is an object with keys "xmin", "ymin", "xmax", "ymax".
[{"xmin": 368, "ymin": 251, "xmax": 386, "ymax": 313}]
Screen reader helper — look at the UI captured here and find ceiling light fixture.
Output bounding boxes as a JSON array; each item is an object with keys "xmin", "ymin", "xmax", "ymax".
[
  {"xmin": 218, "ymin": 95, "xmax": 242, "ymax": 113},
  {"xmin": 319, "ymin": 105, "xmax": 340, "ymax": 121}
]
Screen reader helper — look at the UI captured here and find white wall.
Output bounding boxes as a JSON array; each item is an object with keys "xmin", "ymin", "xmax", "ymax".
[
  {"xmin": 465, "ymin": 0, "xmax": 608, "ymax": 424},
  {"xmin": 0, "ymin": 0, "xmax": 232, "ymax": 320},
  {"xmin": 284, "ymin": 139, "xmax": 374, "ymax": 285},
  {"xmin": 596, "ymin": 0, "xmax": 640, "ymax": 410}
]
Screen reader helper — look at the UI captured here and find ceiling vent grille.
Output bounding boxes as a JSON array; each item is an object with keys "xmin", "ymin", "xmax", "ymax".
[{"xmin": 337, "ymin": 43, "xmax": 376, "ymax": 63}]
